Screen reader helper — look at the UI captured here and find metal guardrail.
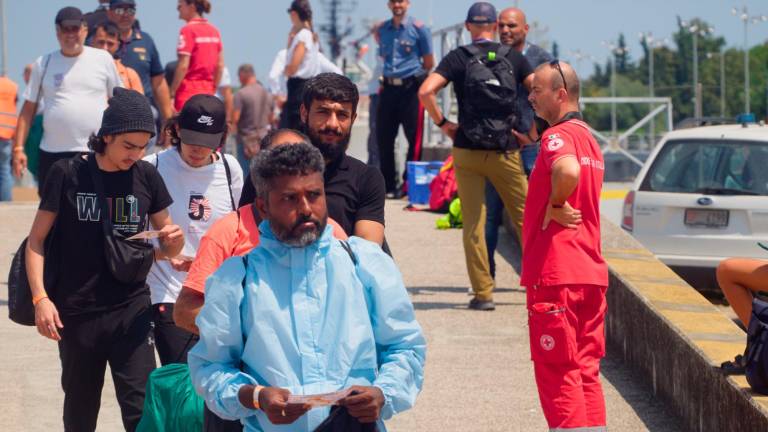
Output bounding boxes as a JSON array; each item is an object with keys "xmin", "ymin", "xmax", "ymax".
[
  {"xmin": 580, "ymin": 97, "xmax": 674, "ymax": 167},
  {"xmin": 425, "ymin": 23, "xmax": 468, "ymax": 148}
]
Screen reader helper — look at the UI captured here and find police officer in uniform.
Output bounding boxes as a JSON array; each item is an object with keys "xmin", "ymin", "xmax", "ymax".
[{"xmin": 376, "ymin": 0, "xmax": 434, "ymax": 198}]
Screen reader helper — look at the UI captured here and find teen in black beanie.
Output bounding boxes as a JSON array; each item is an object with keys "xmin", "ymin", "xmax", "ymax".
[
  {"xmin": 27, "ymin": 89, "xmax": 185, "ymax": 430},
  {"xmin": 98, "ymin": 87, "xmax": 156, "ymax": 138},
  {"xmin": 87, "ymin": 88, "xmax": 158, "ymax": 167}
]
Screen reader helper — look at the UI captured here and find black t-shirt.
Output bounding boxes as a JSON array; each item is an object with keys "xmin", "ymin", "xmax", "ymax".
[
  {"xmin": 435, "ymin": 41, "xmax": 533, "ymax": 149},
  {"xmin": 323, "ymin": 155, "xmax": 386, "ymax": 235},
  {"xmin": 238, "ymin": 155, "xmax": 386, "ymax": 236},
  {"xmin": 40, "ymin": 156, "xmax": 173, "ymax": 317}
]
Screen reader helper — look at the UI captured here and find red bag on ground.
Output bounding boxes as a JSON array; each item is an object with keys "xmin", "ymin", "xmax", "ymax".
[{"xmin": 429, "ymin": 156, "xmax": 458, "ymax": 212}]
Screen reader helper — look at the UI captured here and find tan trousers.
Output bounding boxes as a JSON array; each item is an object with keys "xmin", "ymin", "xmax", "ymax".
[{"xmin": 452, "ymin": 147, "xmax": 528, "ymax": 301}]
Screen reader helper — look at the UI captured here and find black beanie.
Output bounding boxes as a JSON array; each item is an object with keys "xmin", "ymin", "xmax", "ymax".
[{"xmin": 97, "ymin": 87, "xmax": 156, "ymax": 138}]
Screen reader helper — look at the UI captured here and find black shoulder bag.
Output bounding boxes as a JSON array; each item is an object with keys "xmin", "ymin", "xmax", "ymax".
[
  {"xmin": 87, "ymin": 156, "xmax": 155, "ymax": 284},
  {"xmin": 7, "ymin": 228, "xmax": 58, "ymax": 326},
  {"xmin": 8, "ymin": 149, "xmax": 60, "ymax": 326}
]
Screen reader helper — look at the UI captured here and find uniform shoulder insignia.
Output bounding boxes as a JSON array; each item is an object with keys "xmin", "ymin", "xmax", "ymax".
[
  {"xmin": 545, "ymin": 133, "xmax": 565, "ymax": 152},
  {"xmin": 414, "ymin": 20, "xmax": 425, "ymax": 28}
]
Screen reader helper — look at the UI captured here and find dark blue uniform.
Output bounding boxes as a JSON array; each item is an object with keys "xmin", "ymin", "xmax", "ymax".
[
  {"xmin": 117, "ymin": 29, "xmax": 164, "ymax": 103},
  {"xmin": 375, "ymin": 16, "xmax": 433, "ymax": 195}
]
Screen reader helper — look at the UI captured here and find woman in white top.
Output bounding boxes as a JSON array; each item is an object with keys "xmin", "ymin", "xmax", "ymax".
[
  {"xmin": 280, "ymin": 0, "xmax": 320, "ymax": 129},
  {"xmin": 144, "ymin": 94, "xmax": 243, "ymax": 365}
]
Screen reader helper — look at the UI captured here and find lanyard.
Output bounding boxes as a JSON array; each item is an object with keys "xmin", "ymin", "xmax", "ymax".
[{"xmin": 553, "ymin": 111, "xmax": 583, "ymax": 126}]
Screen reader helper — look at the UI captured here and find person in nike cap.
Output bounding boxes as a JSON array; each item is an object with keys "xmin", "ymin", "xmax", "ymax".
[{"xmin": 144, "ymin": 93, "xmax": 243, "ymax": 367}]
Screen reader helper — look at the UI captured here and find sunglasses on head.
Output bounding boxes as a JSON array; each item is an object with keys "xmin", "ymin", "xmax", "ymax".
[{"xmin": 550, "ymin": 59, "xmax": 568, "ymax": 94}]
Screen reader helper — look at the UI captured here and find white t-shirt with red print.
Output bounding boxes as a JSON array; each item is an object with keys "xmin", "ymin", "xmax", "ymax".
[{"xmin": 144, "ymin": 148, "xmax": 243, "ymax": 304}]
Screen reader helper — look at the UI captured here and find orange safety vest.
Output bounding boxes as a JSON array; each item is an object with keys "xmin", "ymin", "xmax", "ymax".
[{"xmin": 0, "ymin": 77, "xmax": 18, "ymax": 140}]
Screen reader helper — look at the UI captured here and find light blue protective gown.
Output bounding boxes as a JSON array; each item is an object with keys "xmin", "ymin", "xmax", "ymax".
[{"xmin": 188, "ymin": 221, "xmax": 426, "ymax": 432}]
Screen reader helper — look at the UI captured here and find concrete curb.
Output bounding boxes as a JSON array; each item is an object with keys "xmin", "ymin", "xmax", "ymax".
[{"xmin": 601, "ymin": 219, "xmax": 768, "ymax": 431}]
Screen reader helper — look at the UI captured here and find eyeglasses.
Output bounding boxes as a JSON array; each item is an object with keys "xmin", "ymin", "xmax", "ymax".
[
  {"xmin": 111, "ymin": 7, "xmax": 136, "ymax": 16},
  {"xmin": 550, "ymin": 59, "xmax": 568, "ymax": 94}
]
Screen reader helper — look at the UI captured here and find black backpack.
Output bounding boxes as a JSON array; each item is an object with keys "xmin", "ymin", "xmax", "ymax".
[
  {"xmin": 460, "ymin": 44, "xmax": 520, "ymax": 151},
  {"xmin": 746, "ymin": 298, "xmax": 768, "ymax": 394}
]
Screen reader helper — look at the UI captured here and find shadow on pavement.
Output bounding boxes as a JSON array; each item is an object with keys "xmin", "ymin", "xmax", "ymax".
[
  {"xmin": 407, "ymin": 286, "xmax": 525, "ymax": 295},
  {"xmin": 410, "ymin": 300, "xmax": 526, "ymax": 311},
  {"xmin": 495, "ymin": 226, "xmax": 523, "ymax": 276},
  {"xmin": 601, "ymin": 350, "xmax": 687, "ymax": 432}
]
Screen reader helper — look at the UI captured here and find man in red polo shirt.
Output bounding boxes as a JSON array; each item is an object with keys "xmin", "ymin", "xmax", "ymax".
[{"xmin": 522, "ymin": 60, "xmax": 608, "ymax": 431}]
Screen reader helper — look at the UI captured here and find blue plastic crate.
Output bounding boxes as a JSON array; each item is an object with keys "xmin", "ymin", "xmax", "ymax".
[{"xmin": 407, "ymin": 161, "xmax": 443, "ymax": 205}]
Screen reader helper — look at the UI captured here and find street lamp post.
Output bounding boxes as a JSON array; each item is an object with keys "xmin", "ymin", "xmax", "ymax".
[
  {"xmin": 732, "ymin": 6, "xmax": 768, "ymax": 114},
  {"xmin": 567, "ymin": 49, "xmax": 596, "ymax": 101},
  {"xmin": 639, "ymin": 33, "xmax": 667, "ymax": 143},
  {"xmin": 0, "ymin": 0, "xmax": 6, "ymax": 77},
  {"xmin": 681, "ymin": 21, "xmax": 714, "ymax": 118},
  {"xmin": 707, "ymin": 51, "xmax": 726, "ymax": 117},
  {"xmin": 602, "ymin": 41, "xmax": 628, "ymax": 139}
]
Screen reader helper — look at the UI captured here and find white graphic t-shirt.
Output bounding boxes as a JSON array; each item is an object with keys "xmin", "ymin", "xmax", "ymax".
[
  {"xmin": 24, "ymin": 46, "xmax": 121, "ymax": 153},
  {"xmin": 288, "ymin": 28, "xmax": 320, "ymax": 79},
  {"xmin": 144, "ymin": 148, "xmax": 243, "ymax": 304}
]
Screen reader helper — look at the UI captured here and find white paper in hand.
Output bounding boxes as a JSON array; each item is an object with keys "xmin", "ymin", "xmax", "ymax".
[
  {"xmin": 286, "ymin": 389, "xmax": 352, "ymax": 408},
  {"xmin": 126, "ymin": 230, "xmax": 163, "ymax": 241}
]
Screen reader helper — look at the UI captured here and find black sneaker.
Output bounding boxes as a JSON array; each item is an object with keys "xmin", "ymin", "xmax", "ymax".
[{"xmin": 468, "ymin": 297, "xmax": 496, "ymax": 311}]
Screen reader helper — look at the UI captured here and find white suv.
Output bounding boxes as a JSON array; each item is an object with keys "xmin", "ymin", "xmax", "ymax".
[{"xmin": 622, "ymin": 123, "xmax": 768, "ymax": 271}]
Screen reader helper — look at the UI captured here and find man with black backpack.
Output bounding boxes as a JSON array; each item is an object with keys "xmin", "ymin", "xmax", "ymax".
[{"xmin": 418, "ymin": 2, "xmax": 533, "ymax": 311}]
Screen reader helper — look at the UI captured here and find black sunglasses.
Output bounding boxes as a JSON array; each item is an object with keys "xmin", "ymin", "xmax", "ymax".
[
  {"xmin": 111, "ymin": 7, "xmax": 136, "ymax": 16},
  {"xmin": 550, "ymin": 59, "xmax": 568, "ymax": 94}
]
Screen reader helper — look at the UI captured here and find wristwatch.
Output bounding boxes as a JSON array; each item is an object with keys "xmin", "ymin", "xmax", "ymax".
[
  {"xmin": 551, "ymin": 203, "xmax": 565, "ymax": 209},
  {"xmin": 436, "ymin": 116, "xmax": 448, "ymax": 127},
  {"xmin": 252, "ymin": 385, "xmax": 265, "ymax": 410}
]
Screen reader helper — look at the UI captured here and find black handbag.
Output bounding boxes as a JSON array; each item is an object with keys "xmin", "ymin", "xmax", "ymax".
[
  {"xmin": 8, "ymin": 232, "xmax": 58, "ymax": 326},
  {"xmin": 8, "ymin": 238, "xmax": 36, "ymax": 325},
  {"xmin": 312, "ymin": 406, "xmax": 378, "ymax": 432},
  {"xmin": 87, "ymin": 156, "xmax": 154, "ymax": 285},
  {"xmin": 8, "ymin": 151, "xmax": 61, "ymax": 326}
]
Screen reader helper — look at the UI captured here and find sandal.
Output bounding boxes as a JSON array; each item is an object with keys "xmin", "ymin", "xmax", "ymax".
[{"xmin": 720, "ymin": 354, "xmax": 747, "ymax": 375}]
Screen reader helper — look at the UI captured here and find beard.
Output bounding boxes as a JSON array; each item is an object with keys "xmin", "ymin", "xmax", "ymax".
[
  {"xmin": 270, "ymin": 212, "xmax": 328, "ymax": 248},
  {"xmin": 303, "ymin": 123, "xmax": 351, "ymax": 163}
]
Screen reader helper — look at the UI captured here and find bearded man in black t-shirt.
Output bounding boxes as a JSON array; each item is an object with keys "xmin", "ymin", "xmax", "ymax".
[
  {"xmin": 239, "ymin": 73, "xmax": 387, "ymax": 249},
  {"xmin": 418, "ymin": 2, "xmax": 534, "ymax": 311},
  {"xmin": 26, "ymin": 88, "xmax": 184, "ymax": 431}
]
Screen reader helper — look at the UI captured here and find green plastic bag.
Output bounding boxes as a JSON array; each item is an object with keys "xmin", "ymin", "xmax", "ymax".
[
  {"xmin": 436, "ymin": 198, "xmax": 463, "ymax": 229},
  {"xmin": 136, "ymin": 363, "xmax": 205, "ymax": 432},
  {"xmin": 23, "ymin": 114, "xmax": 43, "ymax": 179}
]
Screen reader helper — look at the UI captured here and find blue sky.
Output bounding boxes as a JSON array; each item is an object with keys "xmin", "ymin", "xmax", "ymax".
[{"xmin": 4, "ymin": 0, "xmax": 768, "ymax": 87}]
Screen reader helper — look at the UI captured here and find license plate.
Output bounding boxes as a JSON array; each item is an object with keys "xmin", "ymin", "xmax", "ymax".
[{"xmin": 684, "ymin": 209, "xmax": 729, "ymax": 228}]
